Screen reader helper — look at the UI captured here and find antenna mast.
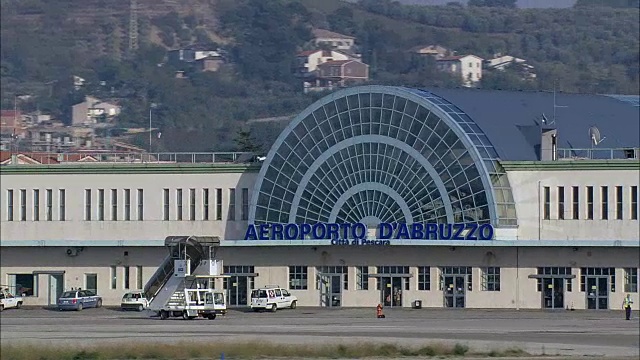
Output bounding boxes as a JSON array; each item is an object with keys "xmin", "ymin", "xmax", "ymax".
[
  {"xmin": 552, "ymin": 81, "xmax": 568, "ymax": 124},
  {"xmin": 129, "ymin": 0, "xmax": 139, "ymax": 52}
]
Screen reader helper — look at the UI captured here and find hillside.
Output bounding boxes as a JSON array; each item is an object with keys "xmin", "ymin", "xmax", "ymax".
[{"xmin": 1, "ymin": 0, "xmax": 638, "ymax": 152}]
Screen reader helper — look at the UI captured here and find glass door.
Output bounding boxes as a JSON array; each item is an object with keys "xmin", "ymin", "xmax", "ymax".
[
  {"xmin": 225, "ymin": 276, "xmax": 250, "ymax": 306},
  {"xmin": 542, "ymin": 278, "xmax": 564, "ymax": 309},
  {"xmin": 586, "ymin": 276, "xmax": 609, "ymax": 309},
  {"xmin": 48, "ymin": 274, "xmax": 63, "ymax": 306},
  {"xmin": 444, "ymin": 275, "xmax": 465, "ymax": 308}
]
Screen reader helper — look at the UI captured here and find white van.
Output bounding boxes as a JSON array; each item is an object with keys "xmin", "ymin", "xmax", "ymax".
[
  {"xmin": 250, "ymin": 286, "xmax": 297, "ymax": 312},
  {"xmin": 121, "ymin": 291, "xmax": 149, "ymax": 311}
]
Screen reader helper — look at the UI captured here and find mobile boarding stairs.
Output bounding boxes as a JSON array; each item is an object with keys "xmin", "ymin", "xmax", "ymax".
[{"xmin": 142, "ymin": 236, "xmax": 229, "ymax": 320}]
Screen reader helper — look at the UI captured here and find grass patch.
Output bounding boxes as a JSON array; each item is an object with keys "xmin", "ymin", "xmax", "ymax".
[{"xmin": 1, "ymin": 341, "xmax": 530, "ymax": 359}]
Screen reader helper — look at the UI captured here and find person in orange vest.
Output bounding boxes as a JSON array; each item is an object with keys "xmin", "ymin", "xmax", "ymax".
[{"xmin": 376, "ymin": 303, "xmax": 385, "ymax": 318}]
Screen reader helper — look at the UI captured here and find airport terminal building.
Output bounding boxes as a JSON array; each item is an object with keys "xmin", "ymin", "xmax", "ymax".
[{"xmin": 1, "ymin": 85, "xmax": 639, "ymax": 310}]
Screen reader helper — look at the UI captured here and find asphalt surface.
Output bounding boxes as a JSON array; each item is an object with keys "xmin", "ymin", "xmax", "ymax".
[{"xmin": 1, "ymin": 307, "xmax": 639, "ymax": 359}]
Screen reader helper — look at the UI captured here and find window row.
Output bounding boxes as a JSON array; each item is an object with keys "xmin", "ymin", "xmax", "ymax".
[
  {"xmin": 543, "ymin": 185, "xmax": 639, "ymax": 221},
  {"xmin": 4, "ymin": 187, "xmax": 250, "ymax": 222}
]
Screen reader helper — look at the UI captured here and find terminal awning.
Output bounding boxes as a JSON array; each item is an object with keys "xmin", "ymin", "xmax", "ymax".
[
  {"xmin": 528, "ymin": 274, "xmax": 576, "ymax": 279},
  {"xmin": 368, "ymin": 274, "xmax": 413, "ymax": 278}
]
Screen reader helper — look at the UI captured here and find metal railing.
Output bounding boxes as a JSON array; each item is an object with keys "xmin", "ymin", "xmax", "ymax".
[
  {"xmin": 2, "ymin": 152, "xmax": 261, "ymax": 165},
  {"xmin": 556, "ymin": 148, "xmax": 639, "ymax": 160}
]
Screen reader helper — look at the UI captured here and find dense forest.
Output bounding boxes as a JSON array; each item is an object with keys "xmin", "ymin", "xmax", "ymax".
[{"xmin": 0, "ymin": 0, "xmax": 638, "ymax": 151}]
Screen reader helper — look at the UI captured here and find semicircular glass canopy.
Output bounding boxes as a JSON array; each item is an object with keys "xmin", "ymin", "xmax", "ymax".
[{"xmin": 249, "ymin": 86, "xmax": 517, "ymax": 228}]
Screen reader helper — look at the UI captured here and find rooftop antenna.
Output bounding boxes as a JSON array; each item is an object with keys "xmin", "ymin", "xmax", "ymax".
[
  {"xmin": 541, "ymin": 113, "xmax": 554, "ymax": 127},
  {"xmin": 552, "ymin": 81, "xmax": 568, "ymax": 124},
  {"xmin": 588, "ymin": 126, "xmax": 606, "ymax": 159}
]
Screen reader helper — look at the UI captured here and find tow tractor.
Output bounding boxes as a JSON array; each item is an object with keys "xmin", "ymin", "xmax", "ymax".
[{"xmin": 143, "ymin": 236, "xmax": 229, "ymax": 320}]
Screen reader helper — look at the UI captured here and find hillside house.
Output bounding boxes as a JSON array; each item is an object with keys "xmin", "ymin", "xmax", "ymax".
[
  {"xmin": 305, "ymin": 60, "xmax": 369, "ymax": 93},
  {"xmin": 408, "ymin": 45, "xmax": 451, "ymax": 59},
  {"xmin": 312, "ymin": 29, "xmax": 356, "ymax": 52},
  {"xmin": 0, "ymin": 110, "xmax": 24, "ymax": 136},
  {"xmin": 436, "ymin": 55, "xmax": 483, "ymax": 87},
  {"xmin": 71, "ymin": 96, "xmax": 121, "ymax": 126},
  {"xmin": 168, "ymin": 46, "xmax": 223, "ymax": 64},
  {"xmin": 484, "ymin": 54, "xmax": 536, "ymax": 79},
  {"xmin": 195, "ymin": 55, "xmax": 225, "ymax": 72},
  {"xmin": 295, "ymin": 49, "xmax": 356, "ymax": 76}
]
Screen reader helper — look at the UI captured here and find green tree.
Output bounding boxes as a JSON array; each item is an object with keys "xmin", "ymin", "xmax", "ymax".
[{"xmin": 233, "ymin": 128, "xmax": 263, "ymax": 153}]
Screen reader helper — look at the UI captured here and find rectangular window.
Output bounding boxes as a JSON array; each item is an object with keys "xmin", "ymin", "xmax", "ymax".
[
  {"xmin": 586, "ymin": 186, "xmax": 594, "ymax": 220},
  {"xmin": 123, "ymin": 266, "xmax": 130, "ymax": 290},
  {"xmin": 163, "ymin": 189, "xmax": 170, "ymax": 221},
  {"xmin": 19, "ymin": 189, "xmax": 26, "ymax": 221},
  {"xmin": 111, "ymin": 189, "xmax": 118, "ymax": 221},
  {"xmin": 632, "ymin": 186, "xmax": 638, "ymax": 220},
  {"xmin": 418, "ymin": 266, "xmax": 431, "ymax": 291},
  {"xmin": 203, "ymin": 189, "xmax": 210, "ymax": 221},
  {"xmin": 356, "ymin": 266, "xmax": 369, "ymax": 290},
  {"xmin": 572, "ymin": 186, "xmax": 579, "ymax": 220},
  {"xmin": 137, "ymin": 189, "xmax": 144, "ymax": 221},
  {"xmin": 289, "ymin": 266, "xmax": 308, "ymax": 290},
  {"xmin": 124, "ymin": 189, "xmax": 131, "ymax": 221},
  {"xmin": 33, "ymin": 189, "xmax": 40, "ymax": 221},
  {"xmin": 228, "ymin": 188, "xmax": 236, "ymax": 221},
  {"xmin": 176, "ymin": 189, "xmax": 183, "ymax": 221},
  {"xmin": 85, "ymin": 189, "xmax": 92, "ymax": 221},
  {"xmin": 580, "ymin": 267, "xmax": 616, "ymax": 292},
  {"xmin": 189, "ymin": 188, "xmax": 196, "ymax": 221},
  {"xmin": 543, "ymin": 186, "xmax": 550, "ymax": 220},
  {"xmin": 557, "ymin": 186, "xmax": 564, "ymax": 220},
  {"xmin": 215, "ymin": 188, "xmax": 222, "ymax": 220},
  {"xmin": 97, "ymin": 189, "xmax": 105, "ymax": 221},
  {"xmin": 59, "ymin": 189, "xmax": 66, "ymax": 221},
  {"xmin": 7, "ymin": 189, "xmax": 13, "ymax": 221},
  {"xmin": 601, "ymin": 186, "xmax": 608, "ymax": 220},
  {"xmin": 45, "ymin": 189, "xmax": 52, "ymax": 221},
  {"xmin": 481, "ymin": 267, "xmax": 501, "ymax": 291},
  {"xmin": 615, "ymin": 186, "xmax": 623, "ymax": 220},
  {"xmin": 7, "ymin": 274, "xmax": 37, "ymax": 297},
  {"xmin": 624, "ymin": 268, "xmax": 638, "ymax": 293},
  {"xmin": 241, "ymin": 188, "xmax": 249, "ymax": 221},
  {"xmin": 110, "ymin": 265, "xmax": 117, "ymax": 289},
  {"xmin": 137, "ymin": 266, "xmax": 143, "ymax": 289},
  {"xmin": 85, "ymin": 274, "xmax": 97, "ymax": 294}
]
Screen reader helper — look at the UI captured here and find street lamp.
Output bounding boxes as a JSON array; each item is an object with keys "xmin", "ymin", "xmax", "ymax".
[{"xmin": 149, "ymin": 103, "xmax": 158, "ymax": 152}]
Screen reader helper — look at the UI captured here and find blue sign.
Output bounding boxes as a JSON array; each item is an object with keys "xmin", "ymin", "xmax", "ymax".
[{"xmin": 244, "ymin": 222, "xmax": 494, "ymax": 242}]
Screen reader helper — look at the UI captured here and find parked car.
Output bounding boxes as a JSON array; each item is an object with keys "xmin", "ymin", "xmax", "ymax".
[
  {"xmin": 250, "ymin": 286, "xmax": 297, "ymax": 312},
  {"xmin": 57, "ymin": 290, "xmax": 102, "ymax": 311},
  {"xmin": 121, "ymin": 291, "xmax": 149, "ymax": 311},
  {"xmin": 0, "ymin": 289, "xmax": 23, "ymax": 312}
]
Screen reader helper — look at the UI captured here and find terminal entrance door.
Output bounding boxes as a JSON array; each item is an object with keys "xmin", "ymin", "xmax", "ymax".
[
  {"xmin": 379, "ymin": 277, "xmax": 404, "ymax": 307},
  {"xmin": 317, "ymin": 266, "xmax": 347, "ymax": 307},
  {"xmin": 443, "ymin": 275, "xmax": 466, "ymax": 308},
  {"xmin": 441, "ymin": 267, "xmax": 472, "ymax": 308},
  {"xmin": 223, "ymin": 266, "xmax": 255, "ymax": 307},
  {"xmin": 541, "ymin": 278, "xmax": 564, "ymax": 309},
  {"xmin": 318, "ymin": 274, "xmax": 343, "ymax": 307},
  {"xmin": 48, "ymin": 274, "xmax": 64, "ymax": 307},
  {"xmin": 586, "ymin": 276, "xmax": 609, "ymax": 310}
]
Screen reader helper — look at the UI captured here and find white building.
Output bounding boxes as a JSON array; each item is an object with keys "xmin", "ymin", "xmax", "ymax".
[
  {"xmin": 71, "ymin": 96, "xmax": 121, "ymax": 126},
  {"xmin": 484, "ymin": 54, "xmax": 536, "ymax": 79},
  {"xmin": 1, "ymin": 86, "xmax": 639, "ymax": 311},
  {"xmin": 296, "ymin": 49, "xmax": 353, "ymax": 75},
  {"xmin": 311, "ymin": 29, "xmax": 356, "ymax": 52},
  {"xmin": 437, "ymin": 55, "xmax": 484, "ymax": 87}
]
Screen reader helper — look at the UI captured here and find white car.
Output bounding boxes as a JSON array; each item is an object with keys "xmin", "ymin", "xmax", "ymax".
[
  {"xmin": 121, "ymin": 291, "xmax": 149, "ymax": 311},
  {"xmin": 250, "ymin": 286, "xmax": 297, "ymax": 312},
  {"xmin": 0, "ymin": 289, "xmax": 23, "ymax": 312}
]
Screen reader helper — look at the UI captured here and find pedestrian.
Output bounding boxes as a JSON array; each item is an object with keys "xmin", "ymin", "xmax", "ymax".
[{"xmin": 622, "ymin": 294, "xmax": 633, "ymax": 320}]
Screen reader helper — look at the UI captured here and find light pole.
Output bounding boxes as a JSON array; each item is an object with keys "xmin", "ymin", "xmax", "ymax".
[{"xmin": 149, "ymin": 103, "xmax": 157, "ymax": 152}]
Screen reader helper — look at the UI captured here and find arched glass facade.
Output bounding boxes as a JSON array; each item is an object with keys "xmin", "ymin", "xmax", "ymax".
[{"xmin": 249, "ymin": 86, "xmax": 517, "ymax": 228}]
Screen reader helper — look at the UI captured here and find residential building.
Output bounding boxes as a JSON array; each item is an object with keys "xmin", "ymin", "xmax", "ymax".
[
  {"xmin": 312, "ymin": 29, "xmax": 356, "ymax": 52},
  {"xmin": 168, "ymin": 47, "xmax": 223, "ymax": 64},
  {"xmin": 0, "ymin": 110, "xmax": 23, "ymax": 136},
  {"xmin": 484, "ymin": 54, "xmax": 536, "ymax": 79},
  {"xmin": 195, "ymin": 55, "xmax": 225, "ymax": 72},
  {"xmin": 408, "ymin": 45, "xmax": 451, "ymax": 59},
  {"xmin": 436, "ymin": 55, "xmax": 484, "ymax": 87},
  {"xmin": 71, "ymin": 96, "xmax": 121, "ymax": 126},
  {"xmin": 296, "ymin": 49, "xmax": 353, "ymax": 75},
  {"xmin": 305, "ymin": 60, "xmax": 369, "ymax": 93}
]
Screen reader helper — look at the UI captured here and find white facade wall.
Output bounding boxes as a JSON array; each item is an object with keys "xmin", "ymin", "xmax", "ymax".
[{"xmin": 304, "ymin": 51, "xmax": 350, "ymax": 72}]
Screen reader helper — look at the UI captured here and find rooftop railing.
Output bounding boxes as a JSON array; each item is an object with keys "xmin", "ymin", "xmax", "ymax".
[
  {"xmin": 556, "ymin": 148, "xmax": 639, "ymax": 160},
  {"xmin": 3, "ymin": 152, "xmax": 261, "ymax": 165}
]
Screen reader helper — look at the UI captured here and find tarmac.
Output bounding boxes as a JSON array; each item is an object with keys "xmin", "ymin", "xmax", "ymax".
[{"xmin": 1, "ymin": 307, "xmax": 639, "ymax": 359}]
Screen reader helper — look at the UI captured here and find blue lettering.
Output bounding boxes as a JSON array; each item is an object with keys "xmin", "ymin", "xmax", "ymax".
[
  {"xmin": 244, "ymin": 224, "xmax": 258, "ymax": 240},
  {"xmin": 396, "ymin": 223, "xmax": 409, "ymax": 239},
  {"xmin": 452, "ymin": 223, "xmax": 465, "ymax": 240},
  {"xmin": 352, "ymin": 223, "xmax": 367, "ymax": 239},
  {"xmin": 284, "ymin": 224, "xmax": 299, "ymax": 240},
  {"xmin": 411, "ymin": 223, "xmax": 424, "ymax": 239},
  {"xmin": 272, "ymin": 223, "xmax": 284, "ymax": 240},
  {"xmin": 425, "ymin": 223, "xmax": 438, "ymax": 240},
  {"xmin": 378, "ymin": 222, "xmax": 393, "ymax": 239},
  {"xmin": 478, "ymin": 224, "xmax": 494, "ymax": 240},
  {"xmin": 258, "ymin": 224, "xmax": 270, "ymax": 240},
  {"xmin": 312, "ymin": 223, "xmax": 327, "ymax": 239},
  {"xmin": 300, "ymin": 223, "xmax": 312, "ymax": 239},
  {"xmin": 438, "ymin": 224, "xmax": 452, "ymax": 240},
  {"xmin": 340, "ymin": 223, "xmax": 351, "ymax": 238},
  {"xmin": 466, "ymin": 223, "xmax": 478, "ymax": 240},
  {"xmin": 326, "ymin": 223, "xmax": 339, "ymax": 239}
]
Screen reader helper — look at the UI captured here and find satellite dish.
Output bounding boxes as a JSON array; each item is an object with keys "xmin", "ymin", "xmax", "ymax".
[{"xmin": 588, "ymin": 126, "xmax": 606, "ymax": 146}]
